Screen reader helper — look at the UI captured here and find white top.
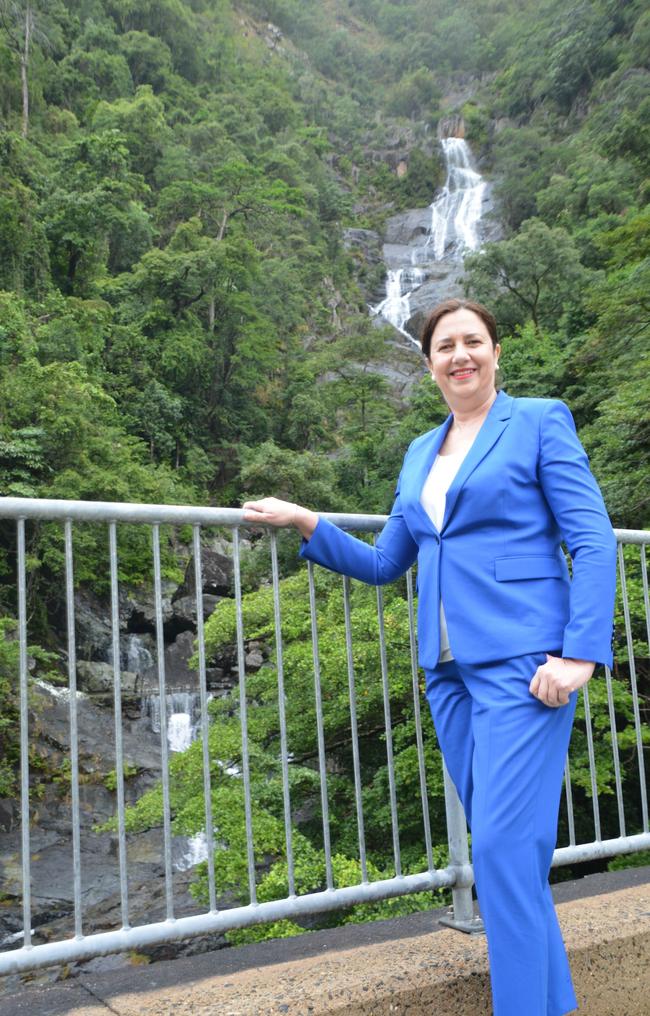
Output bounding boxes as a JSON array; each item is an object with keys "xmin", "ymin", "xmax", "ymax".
[{"xmin": 420, "ymin": 449, "xmax": 467, "ymax": 662}]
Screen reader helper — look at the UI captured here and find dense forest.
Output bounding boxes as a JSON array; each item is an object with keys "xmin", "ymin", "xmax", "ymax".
[{"xmin": 1, "ymin": 0, "xmax": 649, "ymax": 947}]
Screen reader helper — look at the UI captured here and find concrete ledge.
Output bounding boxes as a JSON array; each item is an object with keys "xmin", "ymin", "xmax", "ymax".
[
  {"xmin": 89, "ymin": 884, "xmax": 650, "ymax": 1015},
  {"xmin": 2, "ymin": 871, "xmax": 650, "ymax": 1015}
]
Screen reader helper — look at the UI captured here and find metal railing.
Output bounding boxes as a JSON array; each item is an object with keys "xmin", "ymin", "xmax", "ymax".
[{"xmin": 0, "ymin": 495, "xmax": 648, "ymax": 975}]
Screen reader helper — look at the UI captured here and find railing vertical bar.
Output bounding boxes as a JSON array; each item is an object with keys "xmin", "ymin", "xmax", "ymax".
[
  {"xmin": 269, "ymin": 531, "xmax": 295, "ymax": 896},
  {"xmin": 109, "ymin": 523, "xmax": 130, "ymax": 928},
  {"xmin": 342, "ymin": 575, "xmax": 368, "ymax": 883},
  {"xmin": 268, "ymin": 532, "xmax": 296, "ymax": 898},
  {"xmin": 64, "ymin": 521, "xmax": 83, "ymax": 938},
  {"xmin": 603, "ymin": 664, "xmax": 626, "ymax": 838},
  {"xmin": 152, "ymin": 523, "xmax": 174, "ymax": 920},
  {"xmin": 442, "ymin": 762, "xmax": 475, "ymax": 926},
  {"xmin": 193, "ymin": 525, "xmax": 217, "ymax": 913},
  {"xmin": 564, "ymin": 756, "xmax": 576, "ymax": 847},
  {"xmin": 406, "ymin": 568, "xmax": 433, "ymax": 871},
  {"xmin": 641, "ymin": 542, "xmax": 650, "ymax": 657},
  {"xmin": 307, "ymin": 561, "xmax": 333, "ymax": 890},
  {"xmin": 232, "ymin": 528, "xmax": 257, "ymax": 904},
  {"xmin": 17, "ymin": 518, "xmax": 31, "ymax": 948},
  {"xmin": 618, "ymin": 542, "xmax": 649, "ymax": 832},
  {"xmin": 373, "ymin": 567, "xmax": 401, "ymax": 876},
  {"xmin": 581, "ymin": 682, "xmax": 601, "ymax": 841}
]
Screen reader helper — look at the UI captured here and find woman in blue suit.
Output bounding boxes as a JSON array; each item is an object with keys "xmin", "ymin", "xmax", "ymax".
[{"xmin": 243, "ymin": 298, "xmax": 617, "ymax": 1016}]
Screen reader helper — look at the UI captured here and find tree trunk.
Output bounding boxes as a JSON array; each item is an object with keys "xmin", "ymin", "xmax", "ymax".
[
  {"xmin": 217, "ymin": 209, "xmax": 229, "ymax": 242},
  {"xmin": 20, "ymin": 6, "xmax": 31, "ymax": 139}
]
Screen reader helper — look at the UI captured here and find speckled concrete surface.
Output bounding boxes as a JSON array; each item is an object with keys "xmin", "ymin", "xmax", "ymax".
[{"xmin": 2, "ymin": 879, "xmax": 650, "ymax": 1015}]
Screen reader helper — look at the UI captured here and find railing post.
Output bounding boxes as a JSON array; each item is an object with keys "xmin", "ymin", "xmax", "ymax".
[{"xmin": 438, "ymin": 761, "xmax": 484, "ymax": 934}]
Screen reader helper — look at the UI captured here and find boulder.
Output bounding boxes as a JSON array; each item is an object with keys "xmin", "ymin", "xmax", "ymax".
[
  {"xmin": 172, "ymin": 594, "xmax": 220, "ymax": 631},
  {"xmin": 0, "ymin": 798, "xmax": 16, "ymax": 833},
  {"xmin": 245, "ymin": 647, "xmax": 264, "ymax": 671},
  {"xmin": 76, "ymin": 661, "xmax": 140, "ymax": 697},
  {"xmin": 176, "ymin": 548, "xmax": 233, "ymax": 600},
  {"xmin": 121, "ymin": 581, "xmax": 176, "ymax": 633},
  {"xmin": 163, "ymin": 630, "xmax": 197, "ymax": 686},
  {"xmin": 73, "ymin": 588, "xmax": 114, "ymax": 662}
]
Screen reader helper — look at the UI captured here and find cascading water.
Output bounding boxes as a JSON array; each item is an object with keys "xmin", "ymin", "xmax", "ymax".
[
  {"xmin": 422, "ymin": 137, "xmax": 486, "ymax": 261},
  {"xmin": 372, "ymin": 135, "xmax": 487, "ymax": 343},
  {"xmin": 124, "ymin": 634, "xmax": 154, "ymax": 676},
  {"xmin": 141, "ymin": 689, "xmax": 210, "ymax": 869},
  {"xmin": 375, "ymin": 267, "xmax": 425, "ymax": 340}
]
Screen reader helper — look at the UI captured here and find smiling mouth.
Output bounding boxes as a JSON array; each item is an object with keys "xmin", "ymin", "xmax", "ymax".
[{"xmin": 450, "ymin": 368, "xmax": 476, "ymax": 378}]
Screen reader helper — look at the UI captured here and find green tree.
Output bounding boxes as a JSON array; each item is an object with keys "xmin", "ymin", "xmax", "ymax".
[
  {"xmin": 44, "ymin": 130, "xmax": 151, "ymax": 294},
  {"xmin": 464, "ymin": 218, "xmax": 589, "ymax": 333}
]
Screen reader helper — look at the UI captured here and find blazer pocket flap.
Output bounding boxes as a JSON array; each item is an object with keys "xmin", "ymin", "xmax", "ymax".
[{"xmin": 494, "ymin": 555, "xmax": 565, "ymax": 581}]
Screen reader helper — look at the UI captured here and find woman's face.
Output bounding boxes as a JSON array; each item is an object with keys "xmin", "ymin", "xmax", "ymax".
[{"xmin": 426, "ymin": 308, "xmax": 500, "ymax": 409}]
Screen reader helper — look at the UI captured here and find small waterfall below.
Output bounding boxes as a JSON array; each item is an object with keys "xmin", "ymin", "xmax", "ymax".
[
  {"xmin": 372, "ymin": 133, "xmax": 488, "ymax": 345},
  {"xmin": 141, "ymin": 689, "xmax": 210, "ymax": 870},
  {"xmin": 375, "ymin": 267, "xmax": 425, "ymax": 340},
  {"xmin": 142, "ymin": 690, "xmax": 203, "ymax": 746}
]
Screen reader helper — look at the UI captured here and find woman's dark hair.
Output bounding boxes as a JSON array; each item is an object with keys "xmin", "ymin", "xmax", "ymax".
[{"xmin": 420, "ymin": 299, "xmax": 498, "ymax": 359}]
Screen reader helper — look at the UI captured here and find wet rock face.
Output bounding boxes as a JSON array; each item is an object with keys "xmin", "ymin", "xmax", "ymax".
[
  {"xmin": 1, "ymin": 531, "xmax": 263, "ymax": 979},
  {"xmin": 171, "ymin": 594, "xmax": 220, "ymax": 631},
  {"xmin": 383, "ymin": 207, "xmax": 432, "ymax": 247},
  {"xmin": 342, "ymin": 227, "xmax": 383, "ymax": 262},
  {"xmin": 162, "ymin": 629, "xmax": 197, "ymax": 687},
  {"xmin": 76, "ymin": 661, "xmax": 139, "ymax": 698},
  {"xmin": 122, "ymin": 580, "xmax": 177, "ymax": 634},
  {"xmin": 176, "ymin": 548, "xmax": 233, "ymax": 600},
  {"xmin": 73, "ymin": 588, "xmax": 114, "ymax": 662}
]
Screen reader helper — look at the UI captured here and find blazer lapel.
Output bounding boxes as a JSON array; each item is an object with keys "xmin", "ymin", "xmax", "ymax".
[
  {"xmin": 442, "ymin": 390, "xmax": 512, "ymax": 532},
  {"xmin": 410, "ymin": 413, "xmax": 453, "ymax": 534}
]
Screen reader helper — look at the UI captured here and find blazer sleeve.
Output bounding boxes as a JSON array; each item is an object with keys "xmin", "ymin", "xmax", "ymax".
[
  {"xmin": 538, "ymin": 399, "xmax": 617, "ymax": 666},
  {"xmin": 298, "ymin": 467, "xmax": 419, "ymax": 585}
]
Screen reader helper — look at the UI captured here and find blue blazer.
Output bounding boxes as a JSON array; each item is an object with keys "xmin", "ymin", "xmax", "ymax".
[{"xmin": 299, "ymin": 390, "xmax": 617, "ymax": 670}]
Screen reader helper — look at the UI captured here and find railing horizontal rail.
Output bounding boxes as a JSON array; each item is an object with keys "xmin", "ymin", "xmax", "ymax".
[
  {"xmin": 0, "ymin": 868, "xmax": 459, "ymax": 975},
  {"xmin": 0, "ymin": 495, "xmax": 648, "ymax": 543}
]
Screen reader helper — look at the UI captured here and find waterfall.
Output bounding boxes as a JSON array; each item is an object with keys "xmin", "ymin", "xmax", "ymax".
[
  {"xmin": 174, "ymin": 830, "xmax": 209, "ymax": 872},
  {"xmin": 124, "ymin": 634, "xmax": 154, "ymax": 676},
  {"xmin": 141, "ymin": 689, "xmax": 210, "ymax": 870},
  {"xmin": 371, "ymin": 135, "xmax": 487, "ymax": 343},
  {"xmin": 423, "ymin": 138, "xmax": 486, "ymax": 261},
  {"xmin": 141, "ymin": 690, "xmax": 202, "ymax": 744}
]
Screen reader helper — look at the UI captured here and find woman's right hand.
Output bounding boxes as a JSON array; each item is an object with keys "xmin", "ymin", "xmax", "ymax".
[{"xmin": 242, "ymin": 498, "xmax": 319, "ymax": 539}]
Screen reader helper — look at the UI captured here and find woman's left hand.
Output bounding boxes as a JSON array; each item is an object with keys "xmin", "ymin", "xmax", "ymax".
[{"xmin": 529, "ymin": 654, "xmax": 596, "ymax": 707}]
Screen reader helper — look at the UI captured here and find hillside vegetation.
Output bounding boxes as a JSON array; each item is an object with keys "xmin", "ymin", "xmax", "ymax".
[
  {"xmin": 1, "ymin": 0, "xmax": 647, "ymax": 538},
  {"xmin": 0, "ymin": 0, "xmax": 648, "ymax": 940}
]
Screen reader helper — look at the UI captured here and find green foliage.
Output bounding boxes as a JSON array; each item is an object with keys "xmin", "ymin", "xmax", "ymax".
[
  {"xmin": 465, "ymin": 218, "xmax": 589, "ymax": 334},
  {"xmin": 496, "ymin": 323, "xmax": 563, "ymax": 400},
  {"xmin": 0, "ymin": 616, "xmax": 60, "ymax": 795},
  {"xmin": 0, "ymin": 618, "xmax": 20, "ymax": 795},
  {"xmin": 111, "ymin": 565, "xmax": 452, "ymax": 933},
  {"xmin": 608, "ymin": 850, "xmax": 650, "ymax": 872},
  {"xmin": 104, "ymin": 762, "xmax": 138, "ymax": 791}
]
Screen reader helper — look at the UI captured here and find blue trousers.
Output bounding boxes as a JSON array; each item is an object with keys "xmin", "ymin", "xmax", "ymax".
[{"xmin": 425, "ymin": 650, "xmax": 578, "ymax": 1016}]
